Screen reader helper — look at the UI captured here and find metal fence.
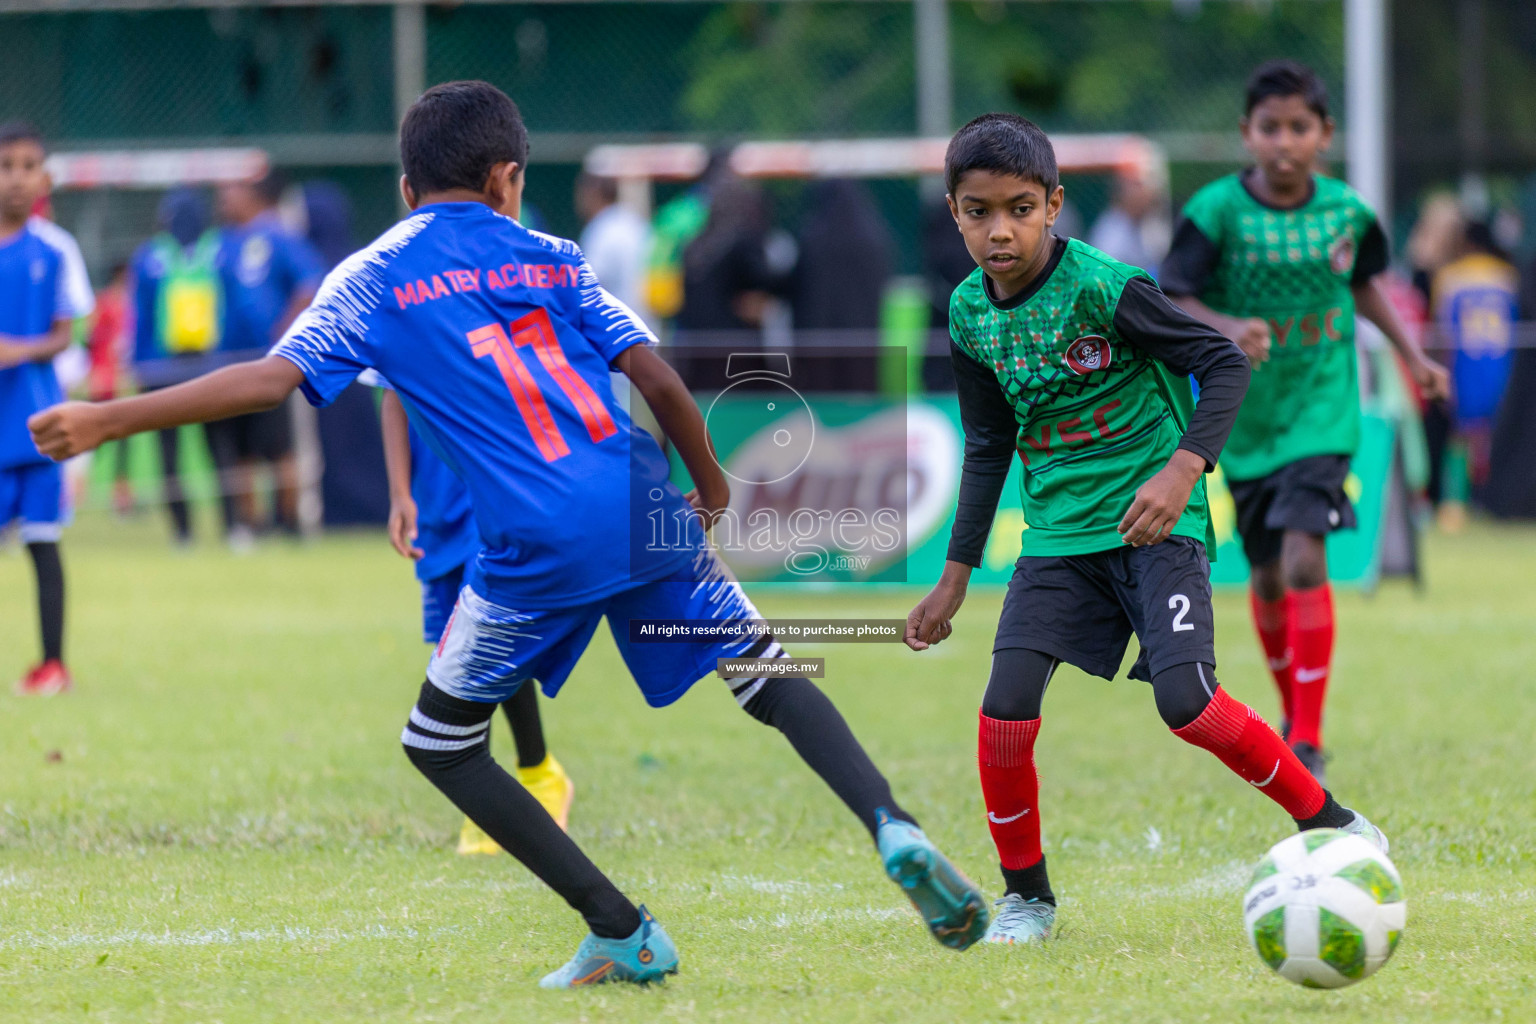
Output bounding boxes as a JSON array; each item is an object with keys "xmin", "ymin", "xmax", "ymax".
[{"xmin": 3, "ymin": 1, "xmax": 1346, "ymax": 272}]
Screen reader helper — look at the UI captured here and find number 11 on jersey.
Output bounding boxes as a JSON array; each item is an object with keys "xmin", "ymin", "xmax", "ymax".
[{"xmin": 467, "ymin": 309, "xmax": 618, "ymax": 462}]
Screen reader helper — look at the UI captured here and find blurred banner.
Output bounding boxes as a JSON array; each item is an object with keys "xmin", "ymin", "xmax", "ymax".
[{"xmin": 689, "ymin": 394, "xmax": 1406, "ymax": 590}]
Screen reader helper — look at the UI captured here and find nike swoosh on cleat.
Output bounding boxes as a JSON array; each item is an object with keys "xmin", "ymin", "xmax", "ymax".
[
  {"xmin": 1249, "ymin": 760, "xmax": 1280, "ymax": 788},
  {"xmin": 571, "ymin": 960, "xmax": 616, "ymax": 986},
  {"xmin": 987, "ymin": 809, "xmax": 1031, "ymax": 824},
  {"xmin": 1294, "ymin": 667, "xmax": 1328, "ymax": 683}
]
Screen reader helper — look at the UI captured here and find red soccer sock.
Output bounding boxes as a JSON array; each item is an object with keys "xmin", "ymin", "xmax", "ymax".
[
  {"xmin": 978, "ymin": 713, "xmax": 1043, "ymax": 870},
  {"xmin": 1249, "ymin": 590, "xmax": 1295, "ymax": 725},
  {"xmin": 1287, "ymin": 584, "xmax": 1335, "ymax": 748},
  {"xmin": 1172, "ymin": 687, "xmax": 1324, "ymax": 820}
]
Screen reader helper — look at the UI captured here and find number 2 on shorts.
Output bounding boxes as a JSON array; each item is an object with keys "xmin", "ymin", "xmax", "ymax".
[{"xmin": 1169, "ymin": 594, "xmax": 1194, "ymax": 632}]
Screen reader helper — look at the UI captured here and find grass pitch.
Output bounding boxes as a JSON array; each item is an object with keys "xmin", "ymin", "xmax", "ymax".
[{"xmin": 1, "ymin": 510, "xmax": 1533, "ymax": 1022}]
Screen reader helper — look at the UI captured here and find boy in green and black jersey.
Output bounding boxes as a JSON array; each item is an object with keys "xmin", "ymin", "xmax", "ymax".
[
  {"xmin": 906, "ymin": 113, "xmax": 1387, "ymax": 945},
  {"xmin": 1161, "ymin": 61, "xmax": 1449, "ymax": 782}
]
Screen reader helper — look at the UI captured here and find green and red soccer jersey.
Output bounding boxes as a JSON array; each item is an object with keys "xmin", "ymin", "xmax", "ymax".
[
  {"xmin": 1161, "ymin": 172, "xmax": 1389, "ymax": 482},
  {"xmin": 946, "ymin": 237, "xmax": 1250, "ymax": 561}
]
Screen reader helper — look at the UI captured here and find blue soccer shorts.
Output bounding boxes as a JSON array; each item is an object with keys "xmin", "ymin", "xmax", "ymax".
[
  {"xmin": 420, "ymin": 562, "xmax": 468, "ymax": 644},
  {"xmin": 426, "ymin": 548, "xmax": 774, "ymax": 708},
  {"xmin": 0, "ymin": 462, "xmax": 68, "ymax": 543}
]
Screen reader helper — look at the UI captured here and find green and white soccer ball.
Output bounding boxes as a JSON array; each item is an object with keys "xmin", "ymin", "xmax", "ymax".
[{"xmin": 1242, "ymin": 829, "xmax": 1406, "ymax": 989}]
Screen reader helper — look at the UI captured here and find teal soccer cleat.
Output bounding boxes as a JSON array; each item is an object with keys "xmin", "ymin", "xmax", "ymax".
[
  {"xmin": 538, "ymin": 905, "xmax": 679, "ymax": 989},
  {"xmin": 983, "ymin": 894, "xmax": 1055, "ymax": 945},
  {"xmin": 876, "ymin": 808, "xmax": 989, "ymax": 950}
]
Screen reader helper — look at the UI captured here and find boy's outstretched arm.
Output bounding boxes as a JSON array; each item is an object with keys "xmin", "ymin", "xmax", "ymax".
[
  {"xmin": 1352, "ymin": 276, "xmax": 1450, "ymax": 400},
  {"xmin": 29, "ymin": 356, "xmax": 303, "ymax": 461},
  {"xmin": 1112, "ymin": 276, "xmax": 1252, "ymax": 546},
  {"xmin": 906, "ymin": 342, "xmax": 1019, "ymax": 651},
  {"xmin": 379, "ymin": 389, "xmax": 424, "ymax": 561},
  {"xmin": 613, "ymin": 343, "xmax": 729, "ymax": 525}
]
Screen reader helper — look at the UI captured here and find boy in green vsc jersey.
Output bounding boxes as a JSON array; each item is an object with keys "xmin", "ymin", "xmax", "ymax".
[
  {"xmin": 1161, "ymin": 61, "xmax": 1449, "ymax": 783},
  {"xmin": 905, "ymin": 113, "xmax": 1388, "ymax": 946}
]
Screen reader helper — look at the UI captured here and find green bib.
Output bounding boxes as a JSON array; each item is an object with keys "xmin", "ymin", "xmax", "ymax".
[{"xmin": 950, "ymin": 239, "xmax": 1212, "ymax": 557}]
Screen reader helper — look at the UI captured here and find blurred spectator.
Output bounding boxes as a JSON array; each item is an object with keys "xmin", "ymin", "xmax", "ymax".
[
  {"xmin": 576, "ymin": 173, "xmax": 650, "ymax": 318},
  {"xmin": 128, "ymin": 187, "xmax": 232, "ymax": 543},
  {"xmin": 1485, "ymin": 248, "xmax": 1536, "ymax": 518},
  {"xmin": 86, "ymin": 263, "xmax": 128, "ymax": 404},
  {"xmin": 213, "ymin": 171, "xmax": 323, "ymax": 543},
  {"xmin": 644, "ymin": 147, "xmax": 730, "ymax": 322},
  {"xmin": 1406, "ymin": 194, "xmax": 1466, "ymax": 508},
  {"xmin": 282, "ymin": 180, "xmax": 355, "ymax": 271},
  {"xmin": 1430, "ymin": 220, "xmax": 1519, "ymax": 527},
  {"xmin": 792, "ymin": 179, "xmax": 893, "ymax": 392},
  {"xmin": 673, "ymin": 178, "xmax": 787, "ymax": 390},
  {"xmin": 290, "ymin": 179, "xmax": 391, "ymax": 528},
  {"xmin": 1408, "ymin": 194, "xmax": 1465, "ymax": 302},
  {"xmin": 793, "ymin": 179, "xmax": 892, "ymax": 331},
  {"xmin": 921, "ymin": 196, "xmax": 981, "ymax": 391},
  {"xmin": 1087, "ymin": 169, "xmax": 1169, "ymax": 273},
  {"xmin": 678, "ymin": 178, "xmax": 780, "ymax": 333},
  {"xmin": 84, "ymin": 262, "xmax": 130, "ymax": 514}
]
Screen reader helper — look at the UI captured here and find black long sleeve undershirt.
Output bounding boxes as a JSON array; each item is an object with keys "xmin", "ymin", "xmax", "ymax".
[{"xmin": 944, "ymin": 276, "xmax": 1251, "ymax": 567}]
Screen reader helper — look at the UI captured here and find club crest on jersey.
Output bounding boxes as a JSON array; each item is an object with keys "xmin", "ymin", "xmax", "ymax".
[
  {"xmin": 1064, "ymin": 335, "xmax": 1112, "ymax": 374},
  {"xmin": 1329, "ymin": 234, "xmax": 1355, "ymax": 274}
]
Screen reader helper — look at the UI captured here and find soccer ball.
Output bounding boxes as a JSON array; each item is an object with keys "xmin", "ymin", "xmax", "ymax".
[{"xmin": 1241, "ymin": 829, "xmax": 1407, "ymax": 989}]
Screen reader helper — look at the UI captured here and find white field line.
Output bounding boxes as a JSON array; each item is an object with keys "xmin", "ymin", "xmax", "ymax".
[
  {"xmin": 0, "ymin": 924, "xmax": 464, "ymax": 952},
  {"xmin": 7, "ymin": 872, "xmax": 1522, "ymax": 952}
]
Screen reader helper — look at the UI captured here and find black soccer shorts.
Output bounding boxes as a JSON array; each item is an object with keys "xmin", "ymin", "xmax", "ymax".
[
  {"xmin": 993, "ymin": 535, "xmax": 1216, "ymax": 683},
  {"xmin": 1225, "ymin": 454, "xmax": 1356, "ymax": 567}
]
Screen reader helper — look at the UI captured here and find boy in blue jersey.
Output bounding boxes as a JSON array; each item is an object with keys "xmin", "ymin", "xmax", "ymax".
[
  {"xmin": 375, "ymin": 384, "xmax": 576, "ymax": 849},
  {"xmin": 0, "ymin": 122, "xmax": 94, "ymax": 695},
  {"xmin": 210, "ymin": 171, "xmax": 324, "ymax": 539},
  {"xmin": 31, "ymin": 82, "xmax": 988, "ymax": 985}
]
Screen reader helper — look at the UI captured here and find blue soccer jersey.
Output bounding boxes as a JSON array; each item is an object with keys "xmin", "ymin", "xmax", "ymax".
[
  {"xmin": 408, "ymin": 424, "xmax": 480, "ymax": 583},
  {"xmin": 0, "ymin": 220, "xmax": 94, "ymax": 469},
  {"xmin": 273, "ymin": 202, "xmax": 702, "ymax": 608},
  {"xmin": 221, "ymin": 212, "xmax": 324, "ymax": 354}
]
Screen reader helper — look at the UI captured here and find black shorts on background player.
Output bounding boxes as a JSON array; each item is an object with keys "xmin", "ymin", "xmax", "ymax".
[
  {"xmin": 206, "ymin": 402, "xmax": 294, "ymax": 462},
  {"xmin": 994, "ymin": 536, "xmax": 1216, "ymax": 683},
  {"xmin": 1225, "ymin": 455, "xmax": 1356, "ymax": 567}
]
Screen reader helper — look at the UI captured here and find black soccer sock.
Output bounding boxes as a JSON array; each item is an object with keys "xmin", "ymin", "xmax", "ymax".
[
  {"xmin": 1000, "ymin": 854, "xmax": 1056, "ymax": 906},
  {"xmin": 403, "ymin": 681, "xmax": 640, "ymax": 939},
  {"xmin": 1294, "ymin": 790, "xmax": 1355, "ymax": 831},
  {"xmin": 502, "ymin": 682, "xmax": 548, "ymax": 769},
  {"xmin": 26, "ymin": 542, "xmax": 64, "ymax": 664},
  {"xmin": 740, "ymin": 675, "xmax": 915, "ymax": 839}
]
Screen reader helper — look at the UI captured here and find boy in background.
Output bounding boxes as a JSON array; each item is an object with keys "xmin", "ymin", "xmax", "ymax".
[
  {"xmin": 0, "ymin": 122, "xmax": 94, "ymax": 694},
  {"xmin": 1160, "ymin": 61, "xmax": 1449, "ymax": 780},
  {"xmin": 375, "ymin": 384, "xmax": 575, "ymax": 850},
  {"xmin": 906, "ymin": 112, "xmax": 1386, "ymax": 945},
  {"xmin": 129, "ymin": 188, "xmax": 231, "ymax": 544},
  {"xmin": 212, "ymin": 171, "xmax": 323, "ymax": 541}
]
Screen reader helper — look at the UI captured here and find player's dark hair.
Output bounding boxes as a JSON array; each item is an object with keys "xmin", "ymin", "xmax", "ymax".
[
  {"xmin": 400, "ymin": 81, "xmax": 528, "ymax": 195},
  {"xmin": 944, "ymin": 113, "xmax": 1058, "ymax": 197},
  {"xmin": 1244, "ymin": 60, "xmax": 1330, "ymax": 120},
  {"xmin": 0, "ymin": 121, "xmax": 46, "ymax": 153}
]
